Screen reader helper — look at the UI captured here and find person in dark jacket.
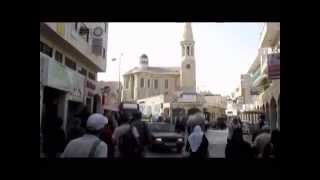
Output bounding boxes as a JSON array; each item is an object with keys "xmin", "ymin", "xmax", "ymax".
[
  {"xmin": 43, "ymin": 116, "xmax": 66, "ymax": 158},
  {"xmin": 76, "ymin": 106, "xmax": 91, "ymax": 130},
  {"xmin": 225, "ymin": 128, "xmax": 253, "ymax": 159},
  {"xmin": 252, "ymin": 114, "xmax": 266, "ymax": 143},
  {"xmin": 186, "ymin": 125, "xmax": 209, "ymax": 158},
  {"xmin": 68, "ymin": 118, "xmax": 85, "ymax": 142},
  {"xmin": 175, "ymin": 117, "xmax": 184, "ymax": 133},
  {"xmin": 131, "ymin": 111, "xmax": 151, "ymax": 156},
  {"xmin": 132, "ymin": 111, "xmax": 150, "ymax": 145}
]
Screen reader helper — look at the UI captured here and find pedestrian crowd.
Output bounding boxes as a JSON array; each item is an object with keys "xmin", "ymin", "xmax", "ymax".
[{"xmin": 41, "ymin": 106, "xmax": 279, "ymax": 159}]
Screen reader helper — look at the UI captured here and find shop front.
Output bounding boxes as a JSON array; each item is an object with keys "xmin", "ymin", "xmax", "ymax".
[
  {"xmin": 66, "ymin": 69, "xmax": 85, "ymax": 138},
  {"xmin": 41, "ymin": 52, "xmax": 71, "ymax": 132}
]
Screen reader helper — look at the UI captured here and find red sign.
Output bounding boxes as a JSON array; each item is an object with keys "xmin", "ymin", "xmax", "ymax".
[{"xmin": 267, "ymin": 53, "xmax": 280, "ymax": 79}]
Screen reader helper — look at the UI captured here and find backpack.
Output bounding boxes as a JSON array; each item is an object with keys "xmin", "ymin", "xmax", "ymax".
[{"xmin": 118, "ymin": 125, "xmax": 142, "ymax": 157}]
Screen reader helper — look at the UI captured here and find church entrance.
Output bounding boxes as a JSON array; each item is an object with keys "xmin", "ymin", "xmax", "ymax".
[{"xmin": 187, "ymin": 107, "xmax": 201, "ymax": 116}]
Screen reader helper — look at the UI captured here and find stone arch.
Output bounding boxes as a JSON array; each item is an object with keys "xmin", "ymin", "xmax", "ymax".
[
  {"xmin": 270, "ymin": 97, "xmax": 277, "ymax": 130},
  {"xmin": 265, "ymin": 102, "xmax": 270, "ymax": 125},
  {"xmin": 187, "ymin": 107, "xmax": 201, "ymax": 116}
]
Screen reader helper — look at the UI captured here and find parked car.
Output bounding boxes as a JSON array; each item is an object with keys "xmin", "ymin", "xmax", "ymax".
[{"xmin": 147, "ymin": 122, "xmax": 184, "ymax": 153}]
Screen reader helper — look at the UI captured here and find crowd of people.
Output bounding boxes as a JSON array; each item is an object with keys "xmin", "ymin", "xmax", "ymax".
[{"xmin": 41, "ymin": 107, "xmax": 280, "ymax": 159}]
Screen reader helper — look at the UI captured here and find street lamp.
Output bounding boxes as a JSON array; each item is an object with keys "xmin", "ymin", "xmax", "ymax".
[{"xmin": 112, "ymin": 53, "xmax": 123, "ymax": 104}]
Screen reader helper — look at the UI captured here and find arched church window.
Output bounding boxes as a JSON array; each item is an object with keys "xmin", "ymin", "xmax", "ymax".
[
  {"xmin": 187, "ymin": 46, "xmax": 190, "ymax": 56},
  {"xmin": 182, "ymin": 46, "xmax": 185, "ymax": 56}
]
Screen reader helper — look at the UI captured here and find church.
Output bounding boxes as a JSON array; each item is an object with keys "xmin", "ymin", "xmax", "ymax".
[{"xmin": 122, "ymin": 23, "xmax": 214, "ymax": 121}]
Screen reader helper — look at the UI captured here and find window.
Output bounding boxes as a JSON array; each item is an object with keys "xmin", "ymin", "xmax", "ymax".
[
  {"xmin": 40, "ymin": 41, "xmax": 53, "ymax": 57},
  {"xmin": 54, "ymin": 50, "xmax": 63, "ymax": 63},
  {"xmin": 140, "ymin": 78, "xmax": 144, "ymax": 88},
  {"xmin": 74, "ymin": 23, "xmax": 78, "ymax": 31},
  {"xmin": 125, "ymin": 78, "xmax": 129, "ymax": 89},
  {"xmin": 88, "ymin": 72, "xmax": 96, "ymax": 81},
  {"xmin": 186, "ymin": 64, "xmax": 191, "ymax": 69},
  {"xmin": 165, "ymin": 79, "xmax": 168, "ymax": 89},
  {"xmin": 187, "ymin": 46, "xmax": 190, "ymax": 56},
  {"xmin": 103, "ymin": 48, "xmax": 106, "ymax": 58},
  {"xmin": 78, "ymin": 67, "xmax": 87, "ymax": 77},
  {"xmin": 182, "ymin": 46, "xmax": 185, "ymax": 56},
  {"xmin": 65, "ymin": 57, "xmax": 76, "ymax": 71},
  {"xmin": 148, "ymin": 79, "xmax": 150, "ymax": 88},
  {"xmin": 154, "ymin": 79, "xmax": 158, "ymax": 89},
  {"xmin": 105, "ymin": 23, "xmax": 107, "ymax": 32},
  {"xmin": 79, "ymin": 23, "xmax": 90, "ymax": 43}
]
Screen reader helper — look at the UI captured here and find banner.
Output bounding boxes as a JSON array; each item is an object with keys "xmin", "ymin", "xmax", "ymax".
[
  {"xmin": 267, "ymin": 53, "xmax": 280, "ymax": 79},
  {"xmin": 250, "ymin": 87, "xmax": 259, "ymax": 95},
  {"xmin": 42, "ymin": 53, "xmax": 71, "ymax": 92},
  {"xmin": 92, "ymin": 38, "xmax": 103, "ymax": 56},
  {"xmin": 68, "ymin": 70, "xmax": 85, "ymax": 102}
]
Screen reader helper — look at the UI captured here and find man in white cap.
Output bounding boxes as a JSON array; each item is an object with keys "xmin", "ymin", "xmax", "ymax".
[{"xmin": 61, "ymin": 113, "xmax": 108, "ymax": 158}]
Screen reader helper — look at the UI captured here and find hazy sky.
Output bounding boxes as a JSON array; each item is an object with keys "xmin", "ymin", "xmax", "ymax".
[{"xmin": 98, "ymin": 22, "xmax": 263, "ymax": 96}]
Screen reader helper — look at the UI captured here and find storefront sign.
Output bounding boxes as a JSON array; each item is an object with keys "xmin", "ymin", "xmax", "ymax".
[
  {"xmin": 41, "ymin": 53, "xmax": 71, "ymax": 92},
  {"xmin": 267, "ymin": 53, "xmax": 280, "ymax": 79},
  {"xmin": 68, "ymin": 70, "xmax": 85, "ymax": 102}
]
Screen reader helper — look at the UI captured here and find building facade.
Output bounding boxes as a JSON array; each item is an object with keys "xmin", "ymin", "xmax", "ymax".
[
  {"xmin": 202, "ymin": 94, "xmax": 227, "ymax": 121},
  {"xmin": 40, "ymin": 22, "xmax": 108, "ymax": 135},
  {"xmin": 122, "ymin": 54, "xmax": 180, "ymax": 101},
  {"xmin": 246, "ymin": 22, "xmax": 280, "ymax": 130},
  {"xmin": 97, "ymin": 81, "xmax": 122, "ymax": 112},
  {"xmin": 123, "ymin": 23, "xmax": 205, "ymax": 121}
]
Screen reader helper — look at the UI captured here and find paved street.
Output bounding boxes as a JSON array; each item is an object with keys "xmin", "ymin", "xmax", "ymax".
[
  {"xmin": 144, "ymin": 148, "xmax": 188, "ymax": 158},
  {"xmin": 144, "ymin": 134, "xmax": 252, "ymax": 158}
]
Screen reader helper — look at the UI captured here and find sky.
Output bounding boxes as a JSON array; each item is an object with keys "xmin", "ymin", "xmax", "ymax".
[{"xmin": 98, "ymin": 22, "xmax": 263, "ymax": 96}]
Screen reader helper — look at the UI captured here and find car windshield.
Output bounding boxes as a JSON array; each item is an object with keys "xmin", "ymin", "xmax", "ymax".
[{"xmin": 148, "ymin": 123, "xmax": 173, "ymax": 132}]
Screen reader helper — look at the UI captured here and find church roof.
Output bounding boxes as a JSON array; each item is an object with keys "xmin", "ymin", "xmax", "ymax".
[{"xmin": 124, "ymin": 66, "xmax": 180, "ymax": 75}]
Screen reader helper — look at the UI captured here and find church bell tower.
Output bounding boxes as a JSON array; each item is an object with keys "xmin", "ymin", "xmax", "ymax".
[{"xmin": 180, "ymin": 23, "xmax": 196, "ymax": 93}]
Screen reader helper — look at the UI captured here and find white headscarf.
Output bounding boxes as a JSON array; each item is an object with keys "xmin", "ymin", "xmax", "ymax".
[{"xmin": 188, "ymin": 125, "xmax": 204, "ymax": 152}]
